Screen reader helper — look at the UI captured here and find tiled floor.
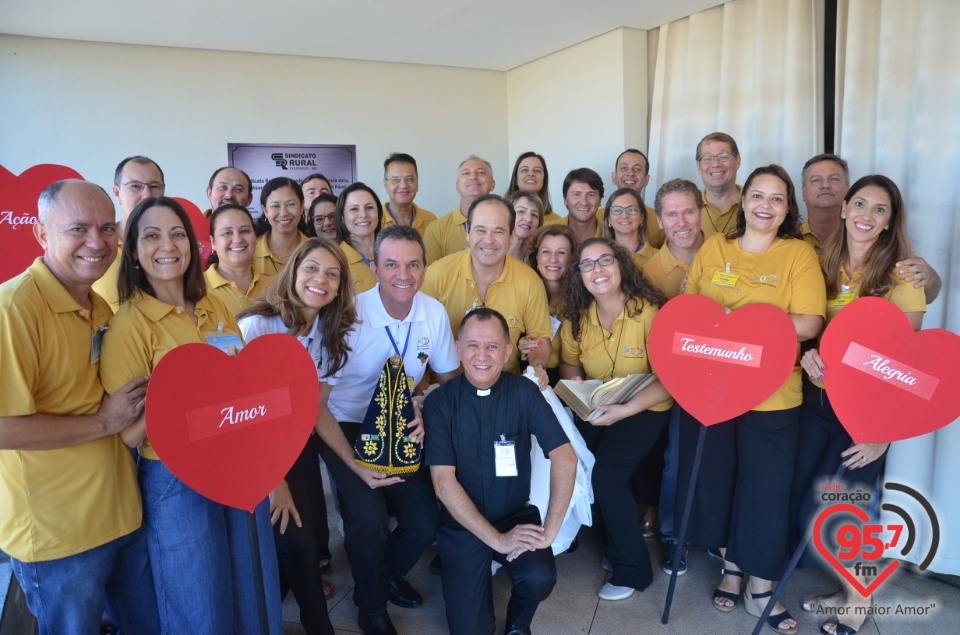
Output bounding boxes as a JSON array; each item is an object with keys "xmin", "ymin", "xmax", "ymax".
[{"xmin": 283, "ymin": 494, "xmax": 960, "ymax": 634}]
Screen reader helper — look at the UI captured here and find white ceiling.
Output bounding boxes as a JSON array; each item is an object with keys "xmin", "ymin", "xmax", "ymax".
[{"xmin": 0, "ymin": 0, "xmax": 725, "ymax": 71}]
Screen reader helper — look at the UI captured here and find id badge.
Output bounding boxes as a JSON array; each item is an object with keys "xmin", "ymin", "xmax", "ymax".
[
  {"xmin": 828, "ymin": 293, "xmax": 855, "ymax": 308},
  {"xmin": 494, "ymin": 435, "xmax": 518, "ymax": 477},
  {"xmin": 91, "ymin": 324, "xmax": 108, "ymax": 365},
  {"xmin": 206, "ymin": 333, "xmax": 244, "ymax": 354},
  {"xmin": 550, "ymin": 313, "xmax": 562, "ymax": 339},
  {"xmin": 711, "ymin": 271, "xmax": 740, "ymax": 287}
]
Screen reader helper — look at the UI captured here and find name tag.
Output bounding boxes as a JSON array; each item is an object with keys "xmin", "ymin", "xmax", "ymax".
[
  {"xmin": 828, "ymin": 293, "xmax": 855, "ymax": 308},
  {"xmin": 206, "ymin": 333, "xmax": 244, "ymax": 355},
  {"xmin": 711, "ymin": 271, "xmax": 739, "ymax": 287},
  {"xmin": 494, "ymin": 436, "xmax": 518, "ymax": 477},
  {"xmin": 550, "ymin": 313, "xmax": 562, "ymax": 339}
]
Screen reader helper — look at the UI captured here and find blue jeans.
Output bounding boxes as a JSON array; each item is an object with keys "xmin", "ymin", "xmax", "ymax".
[
  {"xmin": 139, "ymin": 458, "xmax": 282, "ymax": 634},
  {"xmin": 11, "ymin": 525, "xmax": 160, "ymax": 635}
]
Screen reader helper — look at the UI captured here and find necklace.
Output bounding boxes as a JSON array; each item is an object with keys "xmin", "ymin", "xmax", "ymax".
[{"xmin": 596, "ymin": 301, "xmax": 628, "ymax": 379}]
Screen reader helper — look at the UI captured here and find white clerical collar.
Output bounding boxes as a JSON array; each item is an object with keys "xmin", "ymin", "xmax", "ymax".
[{"xmin": 476, "ymin": 388, "xmax": 491, "ymax": 397}]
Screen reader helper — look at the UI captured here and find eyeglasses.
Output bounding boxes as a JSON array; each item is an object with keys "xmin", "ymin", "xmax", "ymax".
[
  {"xmin": 697, "ymin": 153, "xmax": 733, "ymax": 165},
  {"xmin": 608, "ymin": 206, "xmax": 641, "ymax": 216},
  {"xmin": 120, "ymin": 181, "xmax": 164, "ymax": 194},
  {"xmin": 313, "ymin": 213, "xmax": 333, "ymax": 226},
  {"xmin": 577, "ymin": 254, "xmax": 615, "ymax": 273},
  {"xmin": 386, "ymin": 176, "xmax": 417, "ymax": 185}
]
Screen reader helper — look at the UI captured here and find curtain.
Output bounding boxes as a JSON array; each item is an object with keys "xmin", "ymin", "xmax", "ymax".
[
  {"xmin": 647, "ymin": 0, "xmax": 823, "ymax": 198},
  {"xmin": 837, "ymin": 0, "xmax": 960, "ymax": 575}
]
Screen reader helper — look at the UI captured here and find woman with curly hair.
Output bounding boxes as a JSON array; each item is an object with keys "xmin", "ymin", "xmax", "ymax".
[
  {"xmin": 559, "ymin": 237, "xmax": 672, "ymax": 601},
  {"xmin": 238, "ymin": 238, "xmax": 357, "ymax": 635}
]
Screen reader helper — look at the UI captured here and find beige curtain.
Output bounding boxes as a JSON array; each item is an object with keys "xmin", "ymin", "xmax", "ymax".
[
  {"xmin": 837, "ymin": 0, "xmax": 960, "ymax": 575},
  {"xmin": 647, "ymin": 0, "xmax": 823, "ymax": 198}
]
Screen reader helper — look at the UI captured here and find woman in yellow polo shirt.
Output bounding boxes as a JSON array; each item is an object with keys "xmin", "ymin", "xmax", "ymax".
[
  {"xmin": 603, "ymin": 188, "xmax": 659, "ymax": 269},
  {"xmin": 681, "ymin": 165, "xmax": 826, "ymax": 635},
  {"xmin": 506, "ymin": 190, "xmax": 544, "ymax": 264},
  {"xmin": 504, "ymin": 151, "xmax": 559, "ymax": 222},
  {"xmin": 559, "ymin": 237, "xmax": 672, "ymax": 601},
  {"xmin": 238, "ymin": 238, "xmax": 355, "ymax": 635},
  {"xmin": 204, "ymin": 203, "xmax": 267, "ymax": 315},
  {"xmin": 518, "ymin": 224, "xmax": 578, "ymax": 386},
  {"xmin": 334, "ymin": 182, "xmax": 381, "ymax": 294},
  {"xmin": 100, "ymin": 197, "xmax": 282, "ymax": 632},
  {"xmin": 791, "ymin": 175, "xmax": 924, "ymax": 635},
  {"xmin": 256, "ymin": 177, "xmax": 310, "ymax": 278}
]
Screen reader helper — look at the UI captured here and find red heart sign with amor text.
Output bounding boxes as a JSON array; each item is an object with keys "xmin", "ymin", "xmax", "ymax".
[
  {"xmin": 820, "ymin": 296, "xmax": 960, "ymax": 443},
  {"xmin": 648, "ymin": 294, "xmax": 798, "ymax": 425},
  {"xmin": 0, "ymin": 164, "xmax": 85, "ymax": 283},
  {"xmin": 145, "ymin": 334, "xmax": 319, "ymax": 512},
  {"xmin": 172, "ymin": 197, "xmax": 213, "ymax": 267},
  {"xmin": 812, "ymin": 503, "xmax": 899, "ymax": 597}
]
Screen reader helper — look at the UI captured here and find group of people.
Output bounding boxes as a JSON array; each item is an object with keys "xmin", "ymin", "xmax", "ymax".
[{"xmin": 0, "ymin": 132, "xmax": 942, "ymax": 635}]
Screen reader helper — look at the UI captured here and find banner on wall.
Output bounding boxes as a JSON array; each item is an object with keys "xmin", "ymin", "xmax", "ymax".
[{"xmin": 227, "ymin": 143, "xmax": 357, "ymax": 218}]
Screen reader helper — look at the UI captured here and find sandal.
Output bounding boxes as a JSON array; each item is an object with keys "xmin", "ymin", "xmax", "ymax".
[
  {"xmin": 712, "ymin": 568, "xmax": 744, "ymax": 612},
  {"xmin": 820, "ymin": 605, "xmax": 871, "ymax": 635},
  {"xmin": 322, "ymin": 580, "xmax": 333, "ymax": 600},
  {"xmin": 744, "ymin": 587, "xmax": 798, "ymax": 635}
]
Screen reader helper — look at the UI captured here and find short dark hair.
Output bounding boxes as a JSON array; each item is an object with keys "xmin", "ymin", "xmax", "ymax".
[
  {"xmin": 256, "ymin": 177, "xmax": 308, "ymax": 236},
  {"xmin": 207, "ymin": 166, "xmax": 252, "ymax": 194},
  {"xmin": 466, "ymin": 194, "xmax": 515, "ymax": 232},
  {"xmin": 654, "ymin": 179, "xmax": 703, "ymax": 217},
  {"xmin": 334, "ymin": 182, "xmax": 383, "ymax": 244},
  {"xmin": 114, "ymin": 156, "xmax": 164, "ymax": 186},
  {"xmin": 383, "ymin": 153, "xmax": 418, "ymax": 176},
  {"xmin": 118, "ymin": 197, "xmax": 205, "ymax": 305},
  {"xmin": 301, "ymin": 173, "xmax": 333, "ymax": 192},
  {"xmin": 459, "ymin": 307, "xmax": 510, "ymax": 342},
  {"xmin": 801, "ymin": 154, "xmax": 850, "ymax": 185},
  {"xmin": 696, "ymin": 132, "xmax": 740, "ymax": 161},
  {"xmin": 614, "ymin": 149, "xmax": 649, "ymax": 175},
  {"xmin": 374, "ymin": 224, "xmax": 427, "ymax": 266},
  {"xmin": 562, "ymin": 167, "xmax": 604, "ymax": 200}
]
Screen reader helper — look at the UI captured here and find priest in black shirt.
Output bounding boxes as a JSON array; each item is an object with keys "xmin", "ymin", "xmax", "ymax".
[{"xmin": 424, "ymin": 308, "xmax": 576, "ymax": 635}]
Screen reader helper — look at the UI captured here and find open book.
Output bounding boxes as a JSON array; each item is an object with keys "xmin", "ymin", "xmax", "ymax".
[{"xmin": 554, "ymin": 374, "xmax": 658, "ymax": 421}]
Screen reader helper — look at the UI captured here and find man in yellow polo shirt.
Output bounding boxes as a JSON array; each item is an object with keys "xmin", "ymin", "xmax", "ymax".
[
  {"xmin": 203, "ymin": 166, "xmax": 254, "ymax": 217},
  {"xmin": 608, "ymin": 149, "xmax": 665, "ymax": 248},
  {"xmin": 548, "ymin": 168, "xmax": 606, "ymax": 244},
  {"xmin": 381, "ymin": 152, "xmax": 437, "ymax": 235},
  {"xmin": 0, "ymin": 180, "xmax": 158, "ymax": 632},
  {"xmin": 696, "ymin": 132, "xmax": 742, "ymax": 238},
  {"xmin": 423, "ymin": 156, "xmax": 496, "ymax": 264},
  {"xmin": 93, "ymin": 155, "xmax": 165, "ymax": 311},
  {"xmin": 643, "ymin": 179, "xmax": 706, "ymax": 300},
  {"xmin": 422, "ymin": 194, "xmax": 552, "ymax": 374},
  {"xmin": 799, "ymin": 153, "xmax": 942, "ymax": 303}
]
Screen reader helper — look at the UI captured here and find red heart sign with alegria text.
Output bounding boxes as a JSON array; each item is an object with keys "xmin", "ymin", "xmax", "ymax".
[
  {"xmin": 145, "ymin": 334, "xmax": 319, "ymax": 512},
  {"xmin": 173, "ymin": 197, "xmax": 213, "ymax": 267},
  {"xmin": 813, "ymin": 503, "xmax": 899, "ymax": 597},
  {"xmin": 820, "ymin": 296, "xmax": 960, "ymax": 443},
  {"xmin": 0, "ymin": 164, "xmax": 85, "ymax": 283},
  {"xmin": 648, "ymin": 294, "xmax": 798, "ymax": 425}
]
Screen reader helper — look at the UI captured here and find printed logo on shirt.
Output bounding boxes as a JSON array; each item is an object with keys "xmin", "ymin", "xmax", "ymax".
[
  {"xmin": 417, "ymin": 337, "xmax": 430, "ymax": 350},
  {"xmin": 756, "ymin": 274, "xmax": 780, "ymax": 287},
  {"xmin": 622, "ymin": 345, "xmax": 645, "ymax": 358},
  {"xmin": 507, "ymin": 317, "xmax": 521, "ymax": 327}
]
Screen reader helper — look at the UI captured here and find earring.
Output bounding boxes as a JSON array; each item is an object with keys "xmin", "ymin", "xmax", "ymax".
[{"xmin": 134, "ymin": 263, "xmax": 140, "ymax": 270}]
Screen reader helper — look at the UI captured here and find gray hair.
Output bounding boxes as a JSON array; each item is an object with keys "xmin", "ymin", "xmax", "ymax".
[{"xmin": 458, "ymin": 155, "xmax": 493, "ymax": 173}]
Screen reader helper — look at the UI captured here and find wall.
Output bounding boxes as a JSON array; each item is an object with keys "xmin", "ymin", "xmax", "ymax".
[
  {"xmin": 505, "ymin": 28, "xmax": 649, "ymax": 212},
  {"xmin": 0, "ymin": 35, "xmax": 509, "ymax": 218}
]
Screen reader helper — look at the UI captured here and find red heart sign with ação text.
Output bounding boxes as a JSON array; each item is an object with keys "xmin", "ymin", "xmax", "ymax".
[
  {"xmin": 0, "ymin": 164, "xmax": 85, "ymax": 283},
  {"xmin": 146, "ymin": 334, "xmax": 319, "ymax": 512},
  {"xmin": 820, "ymin": 296, "xmax": 960, "ymax": 443},
  {"xmin": 648, "ymin": 294, "xmax": 798, "ymax": 425}
]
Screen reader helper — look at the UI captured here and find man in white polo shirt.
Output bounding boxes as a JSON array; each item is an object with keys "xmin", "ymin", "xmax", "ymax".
[{"xmin": 325, "ymin": 224, "xmax": 459, "ymax": 635}]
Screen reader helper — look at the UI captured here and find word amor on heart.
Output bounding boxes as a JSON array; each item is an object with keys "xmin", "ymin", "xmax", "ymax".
[
  {"xmin": 219, "ymin": 404, "xmax": 267, "ymax": 428},
  {"xmin": 0, "ymin": 211, "xmax": 39, "ymax": 228}
]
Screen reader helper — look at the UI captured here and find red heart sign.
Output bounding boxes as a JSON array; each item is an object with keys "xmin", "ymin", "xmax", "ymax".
[
  {"xmin": 820, "ymin": 296, "xmax": 960, "ymax": 443},
  {"xmin": 173, "ymin": 197, "xmax": 213, "ymax": 266},
  {"xmin": 648, "ymin": 294, "xmax": 798, "ymax": 425},
  {"xmin": 0, "ymin": 164, "xmax": 85, "ymax": 283},
  {"xmin": 145, "ymin": 334, "xmax": 319, "ymax": 512},
  {"xmin": 812, "ymin": 503, "xmax": 899, "ymax": 596}
]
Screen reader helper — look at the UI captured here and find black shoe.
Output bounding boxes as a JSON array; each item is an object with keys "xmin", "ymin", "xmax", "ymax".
[
  {"xmin": 505, "ymin": 626, "xmax": 532, "ymax": 635},
  {"xmin": 388, "ymin": 575, "xmax": 423, "ymax": 608},
  {"xmin": 661, "ymin": 543, "xmax": 687, "ymax": 576},
  {"xmin": 428, "ymin": 552, "xmax": 442, "ymax": 575},
  {"xmin": 358, "ymin": 610, "xmax": 398, "ymax": 635}
]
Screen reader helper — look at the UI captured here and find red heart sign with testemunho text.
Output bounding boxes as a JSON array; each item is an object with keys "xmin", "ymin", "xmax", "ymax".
[
  {"xmin": 819, "ymin": 296, "xmax": 960, "ymax": 444},
  {"xmin": 0, "ymin": 164, "xmax": 85, "ymax": 283},
  {"xmin": 648, "ymin": 294, "xmax": 798, "ymax": 425},
  {"xmin": 145, "ymin": 334, "xmax": 319, "ymax": 512}
]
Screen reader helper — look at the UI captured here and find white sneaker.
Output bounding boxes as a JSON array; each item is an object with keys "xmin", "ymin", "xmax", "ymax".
[{"xmin": 598, "ymin": 582, "xmax": 635, "ymax": 601}]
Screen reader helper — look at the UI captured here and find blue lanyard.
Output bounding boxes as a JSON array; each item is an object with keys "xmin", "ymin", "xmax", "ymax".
[
  {"xmin": 360, "ymin": 252, "xmax": 372, "ymax": 268},
  {"xmin": 384, "ymin": 323, "xmax": 411, "ymax": 361},
  {"xmin": 386, "ymin": 204, "xmax": 416, "ymax": 227}
]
